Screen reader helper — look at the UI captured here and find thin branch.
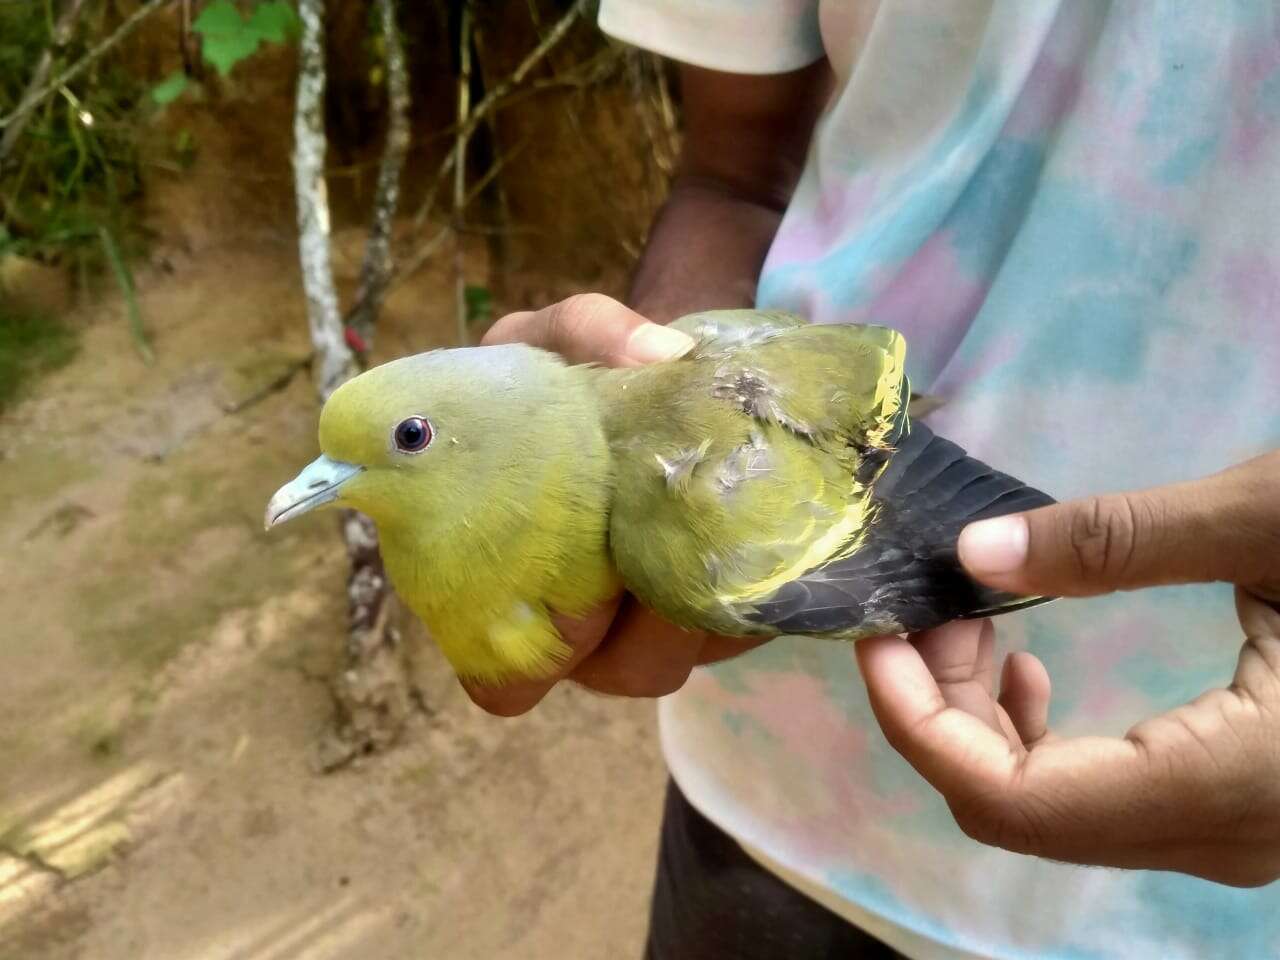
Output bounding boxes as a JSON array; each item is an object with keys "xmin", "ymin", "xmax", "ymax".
[
  {"xmin": 653, "ymin": 53, "xmax": 680, "ymax": 158},
  {"xmin": 496, "ymin": 45, "xmax": 626, "ymax": 103},
  {"xmin": 464, "ymin": 139, "xmax": 525, "ymax": 207},
  {"xmin": 0, "ymin": 0, "xmax": 91, "ymax": 167},
  {"xmin": 627, "ymin": 50, "xmax": 675, "ymax": 178},
  {"xmin": 452, "ymin": 1, "xmax": 473, "ymax": 346},
  {"xmin": 397, "ymin": 224, "xmax": 452, "ymax": 282},
  {"xmin": 471, "ymin": 15, "xmax": 513, "ymax": 274},
  {"xmin": 393, "ymin": 138, "xmax": 524, "ymax": 285},
  {"xmin": 343, "ymin": 0, "xmax": 411, "ymax": 344},
  {"xmin": 0, "ymin": 0, "xmax": 169, "ymax": 136},
  {"xmin": 409, "ymin": 0, "xmax": 587, "ymax": 235}
]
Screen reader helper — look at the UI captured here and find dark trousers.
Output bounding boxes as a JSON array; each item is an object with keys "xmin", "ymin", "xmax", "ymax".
[{"xmin": 645, "ymin": 779, "xmax": 902, "ymax": 960}]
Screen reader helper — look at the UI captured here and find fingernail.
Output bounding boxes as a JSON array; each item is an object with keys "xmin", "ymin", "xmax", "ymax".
[
  {"xmin": 958, "ymin": 516, "xmax": 1029, "ymax": 575},
  {"xmin": 626, "ymin": 323, "xmax": 695, "ymax": 363}
]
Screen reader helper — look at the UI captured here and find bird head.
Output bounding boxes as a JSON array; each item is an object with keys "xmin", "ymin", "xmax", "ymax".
[{"xmin": 265, "ymin": 344, "xmax": 568, "ymax": 537}]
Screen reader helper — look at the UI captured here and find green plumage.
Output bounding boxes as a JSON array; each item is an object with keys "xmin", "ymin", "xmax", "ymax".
[{"xmin": 267, "ymin": 310, "xmax": 1053, "ymax": 683}]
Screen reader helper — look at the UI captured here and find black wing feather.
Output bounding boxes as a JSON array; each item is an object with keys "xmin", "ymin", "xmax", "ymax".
[{"xmin": 746, "ymin": 422, "xmax": 1056, "ymax": 636}]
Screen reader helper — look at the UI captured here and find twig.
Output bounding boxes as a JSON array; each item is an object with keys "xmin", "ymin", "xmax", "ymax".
[
  {"xmin": 471, "ymin": 17, "xmax": 513, "ymax": 273},
  {"xmin": 408, "ymin": 0, "xmax": 587, "ymax": 236},
  {"xmin": 497, "ymin": 46, "xmax": 626, "ymax": 103},
  {"xmin": 178, "ymin": 0, "xmax": 202, "ymax": 80},
  {"xmin": 653, "ymin": 53, "xmax": 680, "ymax": 159},
  {"xmin": 453, "ymin": 1, "xmax": 473, "ymax": 346},
  {"xmin": 0, "ymin": 0, "xmax": 169, "ymax": 137},
  {"xmin": 393, "ymin": 139, "xmax": 524, "ymax": 285},
  {"xmin": 0, "ymin": 0, "xmax": 91, "ymax": 167},
  {"xmin": 626, "ymin": 50, "xmax": 675, "ymax": 178},
  {"xmin": 397, "ymin": 224, "xmax": 452, "ymax": 281},
  {"xmin": 456, "ymin": 220, "xmax": 539, "ymax": 237},
  {"xmin": 343, "ymin": 0, "xmax": 410, "ymax": 344}
]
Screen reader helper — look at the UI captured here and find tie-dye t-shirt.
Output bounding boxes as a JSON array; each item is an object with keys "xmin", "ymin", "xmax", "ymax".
[{"xmin": 599, "ymin": 2, "xmax": 1280, "ymax": 957}]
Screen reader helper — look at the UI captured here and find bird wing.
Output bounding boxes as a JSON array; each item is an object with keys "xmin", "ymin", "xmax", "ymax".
[
  {"xmin": 607, "ymin": 312, "xmax": 1052, "ymax": 638},
  {"xmin": 741, "ymin": 421, "xmax": 1057, "ymax": 637},
  {"xmin": 606, "ymin": 315, "xmax": 909, "ymax": 629},
  {"xmin": 682, "ymin": 313, "xmax": 910, "ymax": 455}
]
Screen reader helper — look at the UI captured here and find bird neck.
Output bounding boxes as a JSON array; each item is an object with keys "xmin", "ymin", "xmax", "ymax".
[{"xmin": 376, "ymin": 368, "xmax": 619, "ymax": 679}]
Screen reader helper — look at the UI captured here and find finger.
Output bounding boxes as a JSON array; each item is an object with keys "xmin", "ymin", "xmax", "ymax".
[
  {"xmin": 1238, "ymin": 585, "xmax": 1280, "ymax": 638},
  {"xmin": 857, "ymin": 639, "xmax": 1145, "ymax": 858},
  {"xmin": 990, "ymin": 701, "xmax": 1027, "ymax": 747},
  {"xmin": 570, "ymin": 598, "xmax": 705, "ymax": 697},
  {"xmin": 697, "ymin": 633, "xmax": 769, "ymax": 664},
  {"xmin": 957, "ymin": 450, "xmax": 1280, "ymax": 598},
  {"xmin": 911, "ymin": 619, "xmax": 1004, "ymax": 732},
  {"xmin": 461, "ymin": 595, "xmax": 622, "ymax": 716},
  {"xmin": 1231, "ymin": 586, "xmax": 1280, "ymax": 700},
  {"xmin": 997, "ymin": 651, "xmax": 1051, "ymax": 746},
  {"xmin": 481, "ymin": 293, "xmax": 694, "ymax": 367},
  {"xmin": 855, "ymin": 633, "xmax": 1022, "ymax": 798},
  {"xmin": 862, "ymin": 631, "xmax": 1279, "ymax": 879}
]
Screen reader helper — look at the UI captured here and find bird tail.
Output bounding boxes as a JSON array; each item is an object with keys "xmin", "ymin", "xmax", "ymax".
[{"xmin": 866, "ymin": 420, "xmax": 1058, "ymax": 626}]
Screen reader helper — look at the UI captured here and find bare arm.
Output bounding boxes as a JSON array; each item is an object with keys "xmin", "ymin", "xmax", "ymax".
[{"xmin": 630, "ymin": 60, "xmax": 832, "ymax": 322}]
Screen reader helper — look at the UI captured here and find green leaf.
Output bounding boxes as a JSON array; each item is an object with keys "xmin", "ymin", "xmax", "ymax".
[
  {"xmin": 191, "ymin": 0, "xmax": 245, "ymax": 39},
  {"xmin": 192, "ymin": 0, "xmax": 300, "ymax": 76},
  {"xmin": 464, "ymin": 285, "xmax": 493, "ymax": 326},
  {"xmin": 150, "ymin": 71, "xmax": 190, "ymax": 105},
  {"xmin": 247, "ymin": 1, "xmax": 301, "ymax": 44},
  {"xmin": 193, "ymin": 0, "xmax": 261, "ymax": 77}
]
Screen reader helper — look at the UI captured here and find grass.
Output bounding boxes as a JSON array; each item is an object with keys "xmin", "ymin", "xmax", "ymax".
[
  {"xmin": 1, "ymin": 3, "xmax": 149, "ymax": 343},
  {"xmin": 0, "ymin": 302, "xmax": 78, "ymax": 410}
]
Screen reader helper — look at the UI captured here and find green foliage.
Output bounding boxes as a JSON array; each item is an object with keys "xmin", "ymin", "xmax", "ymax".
[
  {"xmin": 0, "ymin": 4, "xmax": 146, "ymax": 278},
  {"xmin": 464, "ymin": 283, "xmax": 493, "ymax": 326},
  {"xmin": 148, "ymin": 1, "xmax": 300, "ymax": 105},
  {"xmin": 1, "ymin": 4, "xmax": 151, "ymax": 374},
  {"xmin": 149, "ymin": 71, "xmax": 190, "ymax": 105},
  {"xmin": 0, "ymin": 303, "xmax": 78, "ymax": 410},
  {"xmin": 246, "ymin": 0, "xmax": 303, "ymax": 44},
  {"xmin": 190, "ymin": 0, "xmax": 300, "ymax": 78},
  {"xmin": 98, "ymin": 223, "xmax": 151, "ymax": 362}
]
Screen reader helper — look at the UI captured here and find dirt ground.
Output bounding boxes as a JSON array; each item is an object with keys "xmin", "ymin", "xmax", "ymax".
[{"xmin": 0, "ymin": 221, "xmax": 667, "ymax": 957}]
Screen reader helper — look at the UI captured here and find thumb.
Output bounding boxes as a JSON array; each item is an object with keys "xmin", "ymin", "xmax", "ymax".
[
  {"xmin": 482, "ymin": 293, "xmax": 694, "ymax": 367},
  {"xmin": 957, "ymin": 451, "xmax": 1280, "ymax": 598}
]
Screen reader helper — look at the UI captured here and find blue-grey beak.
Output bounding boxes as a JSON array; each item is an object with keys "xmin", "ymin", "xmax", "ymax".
[{"xmin": 264, "ymin": 455, "xmax": 363, "ymax": 530}]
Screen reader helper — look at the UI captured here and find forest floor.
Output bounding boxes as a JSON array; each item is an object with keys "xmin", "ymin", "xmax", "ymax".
[{"xmin": 0, "ymin": 218, "xmax": 666, "ymax": 958}]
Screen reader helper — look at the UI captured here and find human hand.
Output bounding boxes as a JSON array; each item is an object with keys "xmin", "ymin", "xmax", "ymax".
[
  {"xmin": 465, "ymin": 294, "xmax": 762, "ymax": 716},
  {"xmin": 856, "ymin": 451, "xmax": 1280, "ymax": 885}
]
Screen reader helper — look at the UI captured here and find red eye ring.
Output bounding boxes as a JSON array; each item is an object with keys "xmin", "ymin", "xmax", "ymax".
[{"xmin": 393, "ymin": 416, "xmax": 432, "ymax": 453}]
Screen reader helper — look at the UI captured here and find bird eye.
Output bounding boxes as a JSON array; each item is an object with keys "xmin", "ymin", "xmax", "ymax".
[{"xmin": 393, "ymin": 416, "xmax": 432, "ymax": 453}]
